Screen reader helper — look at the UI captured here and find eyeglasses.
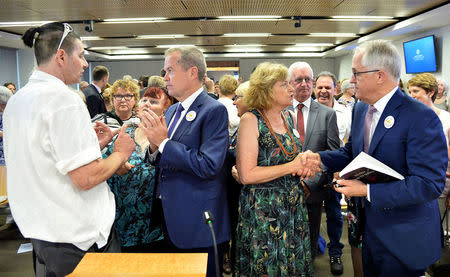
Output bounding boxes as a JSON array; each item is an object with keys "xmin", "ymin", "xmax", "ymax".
[
  {"xmin": 56, "ymin": 23, "xmax": 73, "ymax": 51},
  {"xmin": 233, "ymin": 95, "xmax": 243, "ymax": 101},
  {"xmin": 291, "ymin": 77, "xmax": 312, "ymax": 84},
  {"xmin": 113, "ymin": 94, "xmax": 135, "ymax": 101},
  {"xmin": 352, "ymin": 69, "xmax": 380, "ymax": 79}
]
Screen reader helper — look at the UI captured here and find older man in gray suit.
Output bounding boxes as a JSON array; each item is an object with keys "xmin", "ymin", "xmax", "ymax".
[{"xmin": 288, "ymin": 62, "xmax": 343, "ymax": 275}]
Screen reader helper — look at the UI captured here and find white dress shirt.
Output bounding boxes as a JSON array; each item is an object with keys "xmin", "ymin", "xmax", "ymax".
[
  {"xmin": 159, "ymin": 87, "xmax": 203, "ymax": 152},
  {"xmin": 293, "ymin": 97, "xmax": 312, "ymax": 133},
  {"xmin": 217, "ymin": 97, "xmax": 240, "ymax": 138},
  {"xmin": 366, "ymin": 86, "xmax": 398, "ymax": 201},
  {"xmin": 332, "ymin": 99, "xmax": 352, "ymax": 147},
  {"xmin": 3, "ymin": 70, "xmax": 115, "ymax": 251}
]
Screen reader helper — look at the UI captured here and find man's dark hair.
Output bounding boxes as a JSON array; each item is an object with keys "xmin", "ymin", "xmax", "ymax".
[
  {"xmin": 22, "ymin": 22, "xmax": 80, "ymax": 65},
  {"xmin": 315, "ymin": 71, "xmax": 338, "ymax": 88},
  {"xmin": 3, "ymin": 82, "xmax": 15, "ymax": 89},
  {"xmin": 160, "ymin": 68, "xmax": 166, "ymax": 77},
  {"xmin": 139, "ymin": 75, "xmax": 149, "ymax": 87},
  {"xmin": 92, "ymin": 66, "xmax": 109, "ymax": 82}
]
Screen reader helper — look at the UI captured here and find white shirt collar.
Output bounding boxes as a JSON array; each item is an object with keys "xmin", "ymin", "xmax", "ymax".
[
  {"xmin": 293, "ymin": 96, "xmax": 312, "ymax": 109},
  {"xmin": 373, "ymin": 86, "xmax": 398, "ymax": 114},
  {"xmin": 180, "ymin": 86, "xmax": 203, "ymax": 111},
  {"xmin": 92, "ymin": 83, "xmax": 102, "ymax": 94},
  {"xmin": 30, "ymin": 70, "xmax": 66, "ymax": 86}
]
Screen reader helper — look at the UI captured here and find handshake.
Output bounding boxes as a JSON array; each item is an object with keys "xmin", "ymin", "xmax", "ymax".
[{"xmin": 291, "ymin": 150, "xmax": 322, "ymax": 179}]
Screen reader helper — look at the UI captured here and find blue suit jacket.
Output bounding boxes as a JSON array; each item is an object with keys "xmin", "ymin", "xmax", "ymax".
[
  {"xmin": 158, "ymin": 91, "xmax": 230, "ymax": 249},
  {"xmin": 319, "ymin": 89, "xmax": 447, "ymax": 269}
]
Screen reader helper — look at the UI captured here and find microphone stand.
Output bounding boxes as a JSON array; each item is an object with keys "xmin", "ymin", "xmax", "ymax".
[{"xmin": 203, "ymin": 210, "xmax": 220, "ymax": 277}]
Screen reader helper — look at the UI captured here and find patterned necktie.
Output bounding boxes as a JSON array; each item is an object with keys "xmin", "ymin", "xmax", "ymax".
[
  {"xmin": 297, "ymin": 103, "xmax": 305, "ymax": 144},
  {"xmin": 363, "ymin": 105, "xmax": 377, "ymax": 153},
  {"xmin": 167, "ymin": 104, "xmax": 184, "ymax": 138}
]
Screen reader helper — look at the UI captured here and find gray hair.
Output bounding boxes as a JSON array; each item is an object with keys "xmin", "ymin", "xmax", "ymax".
[
  {"xmin": 438, "ymin": 78, "xmax": 448, "ymax": 94},
  {"xmin": 341, "ymin": 80, "xmax": 354, "ymax": 93},
  {"xmin": 288, "ymin": 61, "xmax": 314, "ymax": 78},
  {"xmin": 165, "ymin": 46, "xmax": 206, "ymax": 82},
  {"xmin": 0, "ymin": 86, "xmax": 13, "ymax": 105},
  {"xmin": 315, "ymin": 71, "xmax": 337, "ymax": 87},
  {"xmin": 354, "ymin": 40, "xmax": 401, "ymax": 82}
]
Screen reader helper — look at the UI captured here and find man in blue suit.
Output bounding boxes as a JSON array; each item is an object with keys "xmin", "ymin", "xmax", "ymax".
[
  {"xmin": 306, "ymin": 40, "xmax": 447, "ymax": 276},
  {"xmin": 140, "ymin": 46, "xmax": 230, "ymax": 277}
]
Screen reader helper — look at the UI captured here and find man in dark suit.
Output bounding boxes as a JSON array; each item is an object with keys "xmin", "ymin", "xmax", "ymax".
[
  {"xmin": 288, "ymin": 62, "xmax": 342, "ymax": 274},
  {"xmin": 312, "ymin": 40, "xmax": 447, "ymax": 276},
  {"xmin": 139, "ymin": 46, "xmax": 230, "ymax": 277},
  {"xmin": 83, "ymin": 65, "xmax": 109, "ymax": 118}
]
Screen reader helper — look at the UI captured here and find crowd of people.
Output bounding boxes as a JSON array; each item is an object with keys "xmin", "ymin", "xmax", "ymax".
[{"xmin": 1, "ymin": 21, "xmax": 450, "ymax": 277}]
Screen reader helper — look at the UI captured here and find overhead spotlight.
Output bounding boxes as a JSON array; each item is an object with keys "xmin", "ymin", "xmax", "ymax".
[
  {"xmin": 292, "ymin": 16, "xmax": 302, "ymax": 28},
  {"xmin": 84, "ymin": 20, "xmax": 94, "ymax": 32}
]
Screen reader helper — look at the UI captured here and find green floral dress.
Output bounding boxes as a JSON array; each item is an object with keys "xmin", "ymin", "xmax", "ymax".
[{"xmin": 235, "ymin": 109, "xmax": 313, "ymax": 277}]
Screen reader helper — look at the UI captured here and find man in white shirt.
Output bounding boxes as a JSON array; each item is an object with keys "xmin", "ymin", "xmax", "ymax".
[{"xmin": 4, "ymin": 22, "xmax": 135, "ymax": 277}]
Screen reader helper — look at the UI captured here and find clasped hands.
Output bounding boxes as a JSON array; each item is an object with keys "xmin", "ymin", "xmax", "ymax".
[{"xmin": 138, "ymin": 108, "xmax": 168, "ymax": 148}]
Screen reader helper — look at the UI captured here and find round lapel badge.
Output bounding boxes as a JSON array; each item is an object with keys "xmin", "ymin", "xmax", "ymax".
[
  {"xmin": 186, "ymin": 111, "xmax": 196, "ymax": 122},
  {"xmin": 384, "ymin": 115, "xmax": 394, "ymax": 129},
  {"xmin": 292, "ymin": 129, "xmax": 300, "ymax": 138}
]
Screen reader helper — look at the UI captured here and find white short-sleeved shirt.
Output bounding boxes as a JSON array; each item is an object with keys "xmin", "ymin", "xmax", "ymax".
[
  {"xmin": 3, "ymin": 70, "xmax": 115, "ymax": 251},
  {"xmin": 217, "ymin": 97, "xmax": 240, "ymax": 138},
  {"xmin": 332, "ymin": 99, "xmax": 352, "ymax": 147}
]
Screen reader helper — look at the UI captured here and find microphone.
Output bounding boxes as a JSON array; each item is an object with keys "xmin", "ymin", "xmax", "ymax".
[{"xmin": 203, "ymin": 210, "xmax": 220, "ymax": 277}]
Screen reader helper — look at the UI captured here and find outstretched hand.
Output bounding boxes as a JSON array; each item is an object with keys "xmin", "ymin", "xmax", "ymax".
[{"xmin": 94, "ymin": 121, "xmax": 119, "ymax": 149}]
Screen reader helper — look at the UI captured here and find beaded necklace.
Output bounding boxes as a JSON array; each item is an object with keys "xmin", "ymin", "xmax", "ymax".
[{"xmin": 259, "ymin": 109, "xmax": 297, "ymax": 159}]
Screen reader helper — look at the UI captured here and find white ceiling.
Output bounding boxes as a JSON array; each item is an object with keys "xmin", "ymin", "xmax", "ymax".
[{"xmin": 0, "ymin": 0, "xmax": 448, "ymax": 61}]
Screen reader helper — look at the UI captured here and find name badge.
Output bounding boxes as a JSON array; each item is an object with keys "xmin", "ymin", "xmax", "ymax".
[
  {"xmin": 384, "ymin": 116, "xmax": 394, "ymax": 129},
  {"xmin": 186, "ymin": 111, "xmax": 196, "ymax": 121}
]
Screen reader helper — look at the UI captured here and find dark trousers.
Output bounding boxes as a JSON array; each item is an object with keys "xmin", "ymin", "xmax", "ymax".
[
  {"xmin": 307, "ymin": 190, "xmax": 344, "ymax": 258},
  {"xmin": 149, "ymin": 199, "xmax": 224, "ymax": 277},
  {"xmin": 324, "ymin": 190, "xmax": 344, "ymax": 257},
  {"xmin": 362, "ymin": 231, "xmax": 425, "ymax": 277},
  {"xmin": 31, "ymin": 229, "xmax": 120, "ymax": 277}
]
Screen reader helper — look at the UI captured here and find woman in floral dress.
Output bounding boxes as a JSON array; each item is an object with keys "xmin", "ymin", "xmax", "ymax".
[{"xmin": 235, "ymin": 62, "xmax": 314, "ymax": 276}]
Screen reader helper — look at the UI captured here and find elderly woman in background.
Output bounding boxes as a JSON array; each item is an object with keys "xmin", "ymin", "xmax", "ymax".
[
  {"xmin": 218, "ymin": 75, "xmax": 240, "ymax": 138},
  {"xmin": 139, "ymin": 86, "xmax": 173, "ymax": 117},
  {"xmin": 435, "ymin": 78, "xmax": 449, "ymax": 111},
  {"xmin": 92, "ymin": 79, "xmax": 140, "ymax": 129},
  {"xmin": 93, "ymin": 79, "xmax": 162, "ymax": 252},
  {"xmin": 0, "ymin": 86, "xmax": 13, "ymax": 196},
  {"xmin": 407, "ymin": 73, "xmax": 450, "ymax": 218},
  {"xmin": 235, "ymin": 62, "xmax": 313, "ymax": 276},
  {"xmin": 337, "ymin": 79, "xmax": 356, "ymax": 109}
]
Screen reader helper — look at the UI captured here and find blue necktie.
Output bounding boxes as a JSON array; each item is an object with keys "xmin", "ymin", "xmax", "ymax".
[{"xmin": 167, "ymin": 104, "xmax": 184, "ymax": 138}]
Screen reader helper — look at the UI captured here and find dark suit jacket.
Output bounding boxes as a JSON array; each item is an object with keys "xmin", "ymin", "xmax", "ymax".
[
  {"xmin": 319, "ymin": 89, "xmax": 447, "ymax": 269},
  {"xmin": 83, "ymin": 84, "xmax": 107, "ymax": 118},
  {"xmin": 291, "ymin": 99, "xmax": 340, "ymax": 203},
  {"xmin": 157, "ymin": 90, "xmax": 230, "ymax": 249}
]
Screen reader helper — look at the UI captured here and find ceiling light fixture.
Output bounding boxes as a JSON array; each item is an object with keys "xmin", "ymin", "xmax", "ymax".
[
  {"xmin": 137, "ymin": 34, "xmax": 185, "ymax": 39},
  {"xmin": 156, "ymin": 44, "xmax": 195, "ymax": 48},
  {"xmin": 81, "ymin": 36, "xmax": 104, "ymax": 41},
  {"xmin": 223, "ymin": 33, "xmax": 271, "ymax": 37},
  {"xmin": 294, "ymin": 43, "xmax": 334, "ymax": 46},
  {"xmin": 308, "ymin": 33, "xmax": 357, "ymax": 37},
  {"xmin": 103, "ymin": 17, "xmax": 167, "ymax": 24},
  {"xmin": 281, "ymin": 53, "xmax": 326, "ymax": 57},
  {"xmin": 330, "ymin": 16, "xmax": 395, "ymax": 22},
  {"xmin": 217, "ymin": 15, "xmax": 282, "ymax": 21},
  {"xmin": 224, "ymin": 53, "xmax": 265, "ymax": 57},
  {"xmin": 285, "ymin": 47, "xmax": 321, "ymax": 52},
  {"xmin": 226, "ymin": 48, "xmax": 263, "ymax": 52},
  {"xmin": 0, "ymin": 21, "xmax": 52, "ymax": 27}
]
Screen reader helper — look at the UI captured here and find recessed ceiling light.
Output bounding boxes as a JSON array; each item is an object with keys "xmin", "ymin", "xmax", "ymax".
[
  {"xmin": 156, "ymin": 44, "xmax": 195, "ymax": 48},
  {"xmin": 0, "ymin": 21, "xmax": 52, "ymax": 27},
  {"xmin": 223, "ymin": 33, "xmax": 271, "ymax": 37},
  {"xmin": 217, "ymin": 16, "xmax": 282, "ymax": 21},
  {"xmin": 226, "ymin": 48, "xmax": 263, "ymax": 52},
  {"xmin": 81, "ymin": 36, "xmax": 104, "ymax": 41},
  {"xmin": 308, "ymin": 33, "xmax": 357, "ymax": 37},
  {"xmin": 224, "ymin": 53, "xmax": 265, "ymax": 57},
  {"xmin": 137, "ymin": 34, "xmax": 185, "ymax": 39},
  {"xmin": 103, "ymin": 17, "xmax": 167, "ymax": 24},
  {"xmin": 281, "ymin": 53, "xmax": 325, "ymax": 57}
]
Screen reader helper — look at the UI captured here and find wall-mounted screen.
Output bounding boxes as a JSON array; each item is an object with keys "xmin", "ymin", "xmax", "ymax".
[{"xmin": 403, "ymin": 35, "xmax": 437, "ymax": 74}]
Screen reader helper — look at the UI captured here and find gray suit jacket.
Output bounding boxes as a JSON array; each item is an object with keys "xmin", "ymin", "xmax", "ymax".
[{"xmin": 290, "ymin": 100, "xmax": 340, "ymax": 203}]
